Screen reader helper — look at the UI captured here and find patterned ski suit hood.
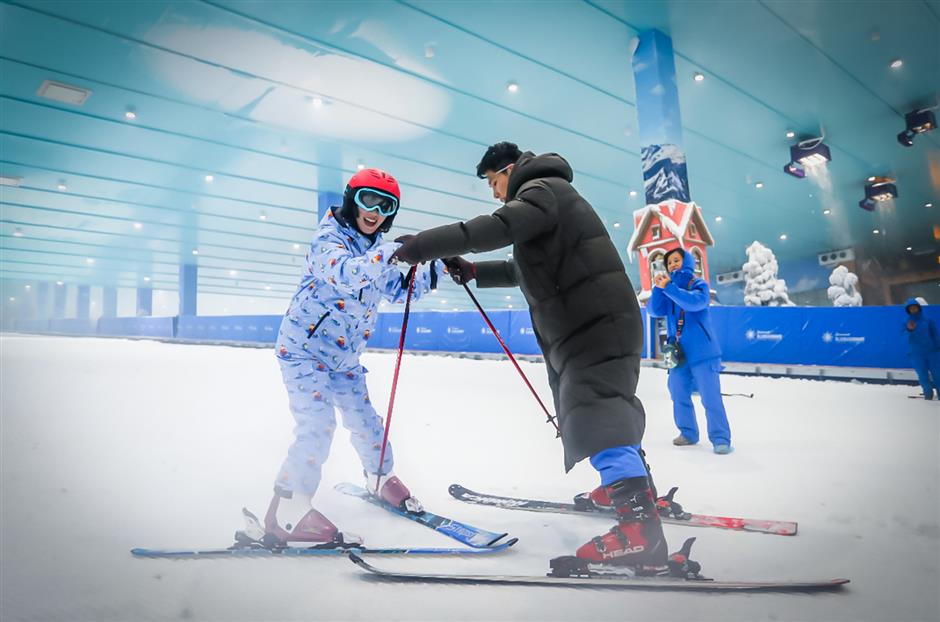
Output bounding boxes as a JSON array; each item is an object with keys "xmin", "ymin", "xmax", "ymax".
[{"xmin": 276, "ymin": 208, "xmax": 441, "ymax": 371}]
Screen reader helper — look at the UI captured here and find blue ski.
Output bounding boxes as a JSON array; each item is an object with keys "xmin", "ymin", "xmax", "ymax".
[
  {"xmin": 131, "ymin": 541, "xmax": 515, "ymax": 558},
  {"xmin": 334, "ymin": 482, "xmax": 513, "ymax": 549}
]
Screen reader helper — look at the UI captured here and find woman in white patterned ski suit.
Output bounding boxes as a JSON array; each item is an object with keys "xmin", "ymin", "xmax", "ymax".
[{"xmin": 257, "ymin": 169, "xmax": 444, "ymax": 546}]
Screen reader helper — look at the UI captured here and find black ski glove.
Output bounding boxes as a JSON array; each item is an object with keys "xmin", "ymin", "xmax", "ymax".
[
  {"xmin": 443, "ymin": 256, "xmax": 476, "ymax": 285},
  {"xmin": 390, "ymin": 234, "xmax": 423, "ymax": 265}
]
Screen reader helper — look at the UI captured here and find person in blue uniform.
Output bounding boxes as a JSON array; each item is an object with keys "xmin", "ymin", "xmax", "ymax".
[
  {"xmin": 649, "ymin": 247, "xmax": 732, "ymax": 454},
  {"xmin": 903, "ymin": 298, "xmax": 940, "ymax": 400}
]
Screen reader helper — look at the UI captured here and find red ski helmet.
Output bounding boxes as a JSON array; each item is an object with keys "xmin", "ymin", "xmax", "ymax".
[{"xmin": 341, "ymin": 168, "xmax": 401, "ymax": 234}]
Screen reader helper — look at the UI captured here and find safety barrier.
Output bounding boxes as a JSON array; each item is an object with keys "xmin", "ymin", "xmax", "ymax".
[{"xmin": 7, "ymin": 305, "xmax": 935, "ymax": 370}]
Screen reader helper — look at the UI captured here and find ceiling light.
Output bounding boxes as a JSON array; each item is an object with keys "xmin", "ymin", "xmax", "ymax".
[
  {"xmin": 133, "ymin": 222, "xmax": 143, "ymax": 230},
  {"xmin": 57, "ymin": 182, "xmax": 67, "ymax": 191},
  {"xmin": 25, "ymin": 285, "xmax": 31, "ymax": 290},
  {"xmin": 507, "ymin": 253, "xmax": 513, "ymax": 258},
  {"xmin": 755, "ymin": 182, "xmax": 764, "ymax": 189},
  {"xmin": 259, "ymin": 211, "xmax": 267, "ymax": 221},
  {"xmin": 873, "ymin": 229, "xmax": 880, "ymax": 234},
  {"xmin": 293, "ymin": 243, "xmax": 301, "ymax": 250},
  {"xmin": 124, "ymin": 110, "xmax": 137, "ymax": 120},
  {"xmin": 440, "ymin": 300, "xmax": 447, "ymax": 304},
  {"xmin": 37, "ymin": 79, "xmax": 91, "ymax": 105},
  {"xmin": 8, "ymin": 297, "xmax": 14, "ymax": 302},
  {"xmin": 890, "ymin": 59, "xmax": 903, "ymax": 69},
  {"xmin": 204, "ymin": 174, "xmax": 214, "ymax": 182},
  {"xmin": 629, "ymin": 190, "xmax": 638, "ymax": 197},
  {"xmin": 926, "ymin": 203, "xmax": 934, "ymax": 208},
  {"xmin": 508, "ymin": 304, "xmax": 513, "ymax": 309},
  {"xmin": 906, "ymin": 246, "xmax": 913, "ymax": 251},
  {"xmin": 312, "ymin": 97, "xmax": 323, "ymax": 108},
  {"xmin": 192, "ymin": 249, "xmax": 199, "ymax": 255},
  {"xmin": 56, "ymin": 281, "xmax": 64, "ymax": 286},
  {"xmin": 425, "ymin": 45, "xmax": 435, "ymax": 59},
  {"xmin": 784, "ymin": 137, "xmax": 831, "ymax": 178},
  {"xmin": 264, "ymin": 285, "xmax": 271, "ymax": 291},
  {"xmin": 506, "ymin": 81, "xmax": 519, "ymax": 93},
  {"xmin": 143, "ymin": 276, "xmax": 151, "ymax": 282},
  {"xmin": 693, "ymin": 72, "xmax": 704, "ymax": 82},
  {"xmin": 867, "ymin": 176, "xmax": 876, "ymax": 182},
  {"xmin": 505, "ymin": 295, "xmax": 512, "ymax": 300},
  {"xmin": 13, "ymin": 228, "xmax": 24, "ymax": 237},
  {"xmin": 779, "ymin": 234, "xmax": 788, "ymax": 240},
  {"xmin": 85, "ymin": 258, "xmax": 94, "ymax": 264},
  {"xmin": 0, "ymin": 175, "xmax": 22, "ymax": 186},
  {"xmin": 823, "ymin": 209, "xmax": 831, "ymax": 215},
  {"xmin": 785, "ymin": 131, "xmax": 795, "ymax": 139},
  {"xmin": 229, "ymin": 270, "xmax": 238, "ymax": 276},
  {"xmin": 715, "ymin": 216, "xmax": 723, "ymax": 222},
  {"xmin": 897, "ymin": 107, "xmax": 936, "ymax": 147},
  {"xmin": 859, "ymin": 179, "xmax": 898, "ymax": 211},
  {"xmin": 357, "ymin": 162, "xmax": 365, "ymax": 170},
  {"xmin": 613, "ymin": 222, "xmax": 621, "ymax": 228}
]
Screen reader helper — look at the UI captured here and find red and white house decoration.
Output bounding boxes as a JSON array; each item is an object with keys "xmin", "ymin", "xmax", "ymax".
[{"xmin": 627, "ymin": 200, "xmax": 715, "ymax": 301}]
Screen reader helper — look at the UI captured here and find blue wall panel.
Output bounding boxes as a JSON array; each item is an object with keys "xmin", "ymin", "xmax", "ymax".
[
  {"xmin": 98, "ymin": 316, "xmax": 176, "ymax": 338},
  {"xmin": 508, "ymin": 311, "xmax": 540, "ymax": 355},
  {"xmin": 176, "ymin": 315, "xmax": 281, "ymax": 343},
  {"xmin": 48, "ymin": 318, "xmax": 97, "ymax": 335}
]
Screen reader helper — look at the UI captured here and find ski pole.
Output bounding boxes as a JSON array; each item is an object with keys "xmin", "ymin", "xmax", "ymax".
[
  {"xmin": 375, "ymin": 266, "xmax": 417, "ymax": 496},
  {"xmin": 721, "ymin": 392, "xmax": 754, "ymax": 399},
  {"xmin": 461, "ymin": 283, "xmax": 560, "ymax": 437}
]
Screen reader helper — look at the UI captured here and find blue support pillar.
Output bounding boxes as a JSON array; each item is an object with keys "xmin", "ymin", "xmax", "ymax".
[
  {"xmin": 36, "ymin": 282, "xmax": 50, "ymax": 318},
  {"xmin": 102, "ymin": 286, "xmax": 117, "ymax": 318},
  {"xmin": 76, "ymin": 285, "xmax": 91, "ymax": 320},
  {"xmin": 53, "ymin": 283, "xmax": 67, "ymax": 319},
  {"xmin": 632, "ymin": 30, "xmax": 690, "ymax": 205},
  {"xmin": 137, "ymin": 287, "xmax": 153, "ymax": 317},
  {"xmin": 179, "ymin": 263, "xmax": 197, "ymax": 316},
  {"xmin": 318, "ymin": 191, "xmax": 342, "ymax": 222}
]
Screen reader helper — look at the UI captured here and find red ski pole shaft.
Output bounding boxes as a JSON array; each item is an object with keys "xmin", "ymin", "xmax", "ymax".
[
  {"xmin": 462, "ymin": 283, "xmax": 560, "ymax": 436},
  {"xmin": 375, "ymin": 265, "xmax": 417, "ymax": 495}
]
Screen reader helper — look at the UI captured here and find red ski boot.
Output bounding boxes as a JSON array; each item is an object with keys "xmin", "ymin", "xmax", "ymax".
[
  {"xmin": 575, "ymin": 476, "xmax": 667, "ymax": 567},
  {"xmin": 248, "ymin": 489, "xmax": 362, "ymax": 548},
  {"xmin": 366, "ymin": 472, "xmax": 424, "ymax": 514}
]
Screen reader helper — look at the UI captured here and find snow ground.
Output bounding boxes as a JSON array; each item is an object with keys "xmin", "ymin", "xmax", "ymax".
[{"xmin": 1, "ymin": 335, "xmax": 937, "ymax": 622}]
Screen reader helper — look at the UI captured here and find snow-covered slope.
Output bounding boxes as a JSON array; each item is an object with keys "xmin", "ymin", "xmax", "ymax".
[{"xmin": 2, "ymin": 336, "xmax": 937, "ymax": 621}]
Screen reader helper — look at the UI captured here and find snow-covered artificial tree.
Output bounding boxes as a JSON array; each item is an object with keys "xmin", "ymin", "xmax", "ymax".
[
  {"xmin": 742, "ymin": 241, "xmax": 795, "ymax": 306},
  {"xmin": 827, "ymin": 265, "xmax": 863, "ymax": 307}
]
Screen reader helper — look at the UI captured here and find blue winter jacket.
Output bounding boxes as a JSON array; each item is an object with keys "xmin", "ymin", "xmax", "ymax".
[
  {"xmin": 648, "ymin": 248, "xmax": 721, "ymax": 365},
  {"xmin": 277, "ymin": 207, "xmax": 442, "ymax": 371},
  {"xmin": 903, "ymin": 298, "xmax": 940, "ymax": 356}
]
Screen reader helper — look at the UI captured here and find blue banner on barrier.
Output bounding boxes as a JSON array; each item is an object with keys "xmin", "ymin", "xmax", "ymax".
[
  {"xmin": 176, "ymin": 315, "xmax": 281, "ymax": 343},
  {"xmin": 508, "ymin": 311, "xmax": 540, "ymax": 355},
  {"xmin": 98, "ymin": 316, "xmax": 176, "ymax": 339},
  {"xmin": 14, "ymin": 319, "xmax": 50, "ymax": 333}
]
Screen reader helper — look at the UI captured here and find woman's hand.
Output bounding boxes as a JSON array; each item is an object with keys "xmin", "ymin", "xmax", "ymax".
[{"xmin": 653, "ymin": 272, "xmax": 671, "ymax": 289}]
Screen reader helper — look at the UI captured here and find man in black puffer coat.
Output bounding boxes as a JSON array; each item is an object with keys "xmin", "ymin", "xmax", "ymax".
[{"xmin": 391, "ymin": 142, "xmax": 667, "ymax": 567}]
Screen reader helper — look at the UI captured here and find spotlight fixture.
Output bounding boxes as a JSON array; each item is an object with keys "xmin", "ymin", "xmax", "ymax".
[
  {"xmin": 693, "ymin": 72, "xmax": 704, "ymax": 82},
  {"xmin": 897, "ymin": 107, "xmax": 936, "ymax": 147},
  {"xmin": 858, "ymin": 177, "xmax": 898, "ymax": 211},
  {"xmin": 715, "ymin": 216, "xmax": 722, "ymax": 222},
  {"xmin": 783, "ymin": 137, "xmax": 831, "ymax": 178},
  {"xmin": 890, "ymin": 59, "xmax": 903, "ymax": 69},
  {"xmin": 785, "ymin": 131, "xmax": 795, "ymax": 139},
  {"xmin": 822, "ymin": 209, "xmax": 831, "ymax": 215},
  {"xmin": 506, "ymin": 81, "xmax": 519, "ymax": 93}
]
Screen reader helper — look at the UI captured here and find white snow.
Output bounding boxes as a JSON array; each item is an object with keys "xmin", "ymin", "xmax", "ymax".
[
  {"xmin": 2, "ymin": 335, "xmax": 938, "ymax": 622},
  {"xmin": 828, "ymin": 266, "xmax": 863, "ymax": 307},
  {"xmin": 743, "ymin": 241, "xmax": 795, "ymax": 307}
]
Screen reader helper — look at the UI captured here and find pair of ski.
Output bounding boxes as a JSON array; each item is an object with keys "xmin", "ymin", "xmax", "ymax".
[{"xmin": 133, "ymin": 483, "xmax": 847, "ymax": 590}]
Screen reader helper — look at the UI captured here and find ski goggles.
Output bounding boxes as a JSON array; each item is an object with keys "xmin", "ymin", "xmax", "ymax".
[{"xmin": 353, "ymin": 187, "xmax": 399, "ymax": 217}]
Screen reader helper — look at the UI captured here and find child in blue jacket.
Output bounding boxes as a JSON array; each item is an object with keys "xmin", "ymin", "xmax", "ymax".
[
  {"xmin": 904, "ymin": 298, "xmax": 940, "ymax": 400},
  {"xmin": 648, "ymin": 248, "xmax": 732, "ymax": 454},
  {"xmin": 249, "ymin": 169, "xmax": 444, "ymax": 547}
]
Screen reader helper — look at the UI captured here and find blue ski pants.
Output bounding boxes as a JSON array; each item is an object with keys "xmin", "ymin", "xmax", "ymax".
[
  {"xmin": 667, "ymin": 358, "xmax": 731, "ymax": 447},
  {"xmin": 276, "ymin": 358, "xmax": 392, "ymax": 496},
  {"xmin": 910, "ymin": 351, "xmax": 940, "ymax": 399},
  {"xmin": 590, "ymin": 445, "xmax": 648, "ymax": 486}
]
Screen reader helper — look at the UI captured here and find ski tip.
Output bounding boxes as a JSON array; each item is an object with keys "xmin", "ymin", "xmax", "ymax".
[
  {"xmin": 505, "ymin": 537, "xmax": 519, "ymax": 548},
  {"xmin": 130, "ymin": 548, "xmax": 146, "ymax": 556},
  {"xmin": 487, "ymin": 532, "xmax": 512, "ymax": 547}
]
